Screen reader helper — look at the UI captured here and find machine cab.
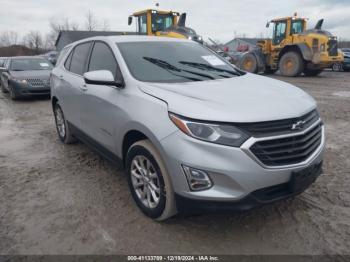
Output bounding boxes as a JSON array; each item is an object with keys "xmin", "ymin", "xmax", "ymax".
[
  {"xmin": 128, "ymin": 9, "xmax": 180, "ymax": 36},
  {"xmin": 268, "ymin": 15, "xmax": 307, "ymax": 46}
]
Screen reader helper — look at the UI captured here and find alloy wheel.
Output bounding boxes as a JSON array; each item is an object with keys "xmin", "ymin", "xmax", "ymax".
[
  {"xmin": 55, "ymin": 106, "xmax": 66, "ymax": 138},
  {"xmin": 130, "ymin": 155, "xmax": 161, "ymax": 209}
]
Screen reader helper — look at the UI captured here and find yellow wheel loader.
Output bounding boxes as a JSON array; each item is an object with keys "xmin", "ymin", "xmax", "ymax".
[
  {"xmin": 239, "ymin": 14, "xmax": 344, "ymax": 76},
  {"xmin": 128, "ymin": 9, "xmax": 203, "ymax": 43}
]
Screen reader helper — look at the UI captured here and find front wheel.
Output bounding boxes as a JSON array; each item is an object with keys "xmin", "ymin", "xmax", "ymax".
[
  {"xmin": 9, "ymin": 84, "xmax": 18, "ymax": 100},
  {"xmin": 1, "ymin": 84, "xmax": 8, "ymax": 93},
  {"xmin": 279, "ymin": 51, "xmax": 304, "ymax": 77},
  {"xmin": 126, "ymin": 140, "xmax": 177, "ymax": 221}
]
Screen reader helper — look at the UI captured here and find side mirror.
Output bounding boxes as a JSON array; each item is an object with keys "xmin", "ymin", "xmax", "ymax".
[
  {"xmin": 84, "ymin": 70, "xmax": 124, "ymax": 88},
  {"xmin": 128, "ymin": 16, "xmax": 133, "ymax": 26}
]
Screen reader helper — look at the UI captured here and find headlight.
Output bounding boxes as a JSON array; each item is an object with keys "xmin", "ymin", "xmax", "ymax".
[
  {"xmin": 188, "ymin": 36, "xmax": 193, "ymax": 40},
  {"xmin": 13, "ymin": 79, "xmax": 27, "ymax": 84},
  {"xmin": 169, "ymin": 113, "xmax": 250, "ymax": 147}
]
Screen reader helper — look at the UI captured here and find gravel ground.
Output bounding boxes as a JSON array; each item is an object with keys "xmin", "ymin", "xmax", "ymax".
[{"xmin": 0, "ymin": 71, "xmax": 349, "ymax": 255}]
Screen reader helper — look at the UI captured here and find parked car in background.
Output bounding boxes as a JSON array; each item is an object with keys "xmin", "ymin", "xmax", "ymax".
[
  {"xmin": 0, "ymin": 57, "xmax": 8, "ymax": 88},
  {"xmin": 0, "ymin": 57, "xmax": 8, "ymax": 67},
  {"xmin": 42, "ymin": 51, "xmax": 58, "ymax": 65},
  {"xmin": 332, "ymin": 48, "xmax": 350, "ymax": 72},
  {"xmin": 0, "ymin": 56, "xmax": 53, "ymax": 99},
  {"xmin": 51, "ymin": 36, "xmax": 324, "ymax": 220}
]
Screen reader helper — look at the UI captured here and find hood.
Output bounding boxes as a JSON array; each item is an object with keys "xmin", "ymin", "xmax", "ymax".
[
  {"xmin": 10, "ymin": 70, "xmax": 51, "ymax": 80},
  {"xmin": 138, "ymin": 74, "xmax": 316, "ymax": 123}
]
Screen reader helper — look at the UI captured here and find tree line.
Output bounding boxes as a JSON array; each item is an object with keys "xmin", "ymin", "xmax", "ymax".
[{"xmin": 0, "ymin": 11, "xmax": 110, "ymax": 56}]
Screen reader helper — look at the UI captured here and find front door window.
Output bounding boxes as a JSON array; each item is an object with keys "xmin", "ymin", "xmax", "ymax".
[{"xmin": 273, "ymin": 21, "xmax": 287, "ymax": 45}]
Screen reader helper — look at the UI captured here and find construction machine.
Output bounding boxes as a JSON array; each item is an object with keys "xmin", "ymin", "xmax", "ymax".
[
  {"xmin": 128, "ymin": 9, "xmax": 203, "ymax": 43},
  {"xmin": 239, "ymin": 13, "xmax": 344, "ymax": 76}
]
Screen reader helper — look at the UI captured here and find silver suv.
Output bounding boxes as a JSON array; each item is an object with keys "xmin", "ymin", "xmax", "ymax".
[{"xmin": 51, "ymin": 36, "xmax": 325, "ymax": 220}]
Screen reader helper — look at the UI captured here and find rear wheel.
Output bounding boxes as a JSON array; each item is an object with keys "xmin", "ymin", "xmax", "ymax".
[
  {"xmin": 240, "ymin": 53, "xmax": 258, "ymax": 73},
  {"xmin": 279, "ymin": 51, "xmax": 304, "ymax": 77},
  {"xmin": 126, "ymin": 140, "xmax": 177, "ymax": 221},
  {"xmin": 53, "ymin": 102, "xmax": 77, "ymax": 144},
  {"xmin": 304, "ymin": 69, "xmax": 323, "ymax": 76}
]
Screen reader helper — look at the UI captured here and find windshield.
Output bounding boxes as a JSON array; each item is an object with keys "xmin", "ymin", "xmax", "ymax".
[
  {"xmin": 10, "ymin": 58, "xmax": 53, "ymax": 71},
  {"xmin": 117, "ymin": 41, "xmax": 243, "ymax": 83}
]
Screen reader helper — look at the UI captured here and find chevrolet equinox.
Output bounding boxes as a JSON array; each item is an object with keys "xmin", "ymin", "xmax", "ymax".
[{"xmin": 51, "ymin": 36, "xmax": 325, "ymax": 220}]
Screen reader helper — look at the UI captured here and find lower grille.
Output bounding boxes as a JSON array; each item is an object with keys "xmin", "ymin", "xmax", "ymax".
[
  {"xmin": 250, "ymin": 122, "xmax": 323, "ymax": 166},
  {"xmin": 26, "ymin": 78, "xmax": 49, "ymax": 87}
]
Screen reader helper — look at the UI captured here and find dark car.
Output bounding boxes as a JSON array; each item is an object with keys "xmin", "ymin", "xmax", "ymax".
[
  {"xmin": 0, "ymin": 56, "xmax": 53, "ymax": 99},
  {"xmin": 42, "ymin": 51, "xmax": 58, "ymax": 65},
  {"xmin": 0, "ymin": 57, "xmax": 7, "ymax": 67},
  {"xmin": 332, "ymin": 48, "xmax": 350, "ymax": 72},
  {"xmin": 0, "ymin": 57, "xmax": 8, "ymax": 88}
]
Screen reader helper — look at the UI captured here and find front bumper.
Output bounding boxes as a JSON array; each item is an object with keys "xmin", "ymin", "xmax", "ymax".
[
  {"xmin": 160, "ymin": 120, "xmax": 325, "ymax": 206},
  {"xmin": 312, "ymin": 52, "xmax": 344, "ymax": 68},
  {"xmin": 11, "ymin": 81, "xmax": 50, "ymax": 97},
  {"xmin": 176, "ymin": 161, "xmax": 322, "ymax": 213}
]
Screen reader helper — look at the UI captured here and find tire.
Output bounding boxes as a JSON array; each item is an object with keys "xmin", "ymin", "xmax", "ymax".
[
  {"xmin": 53, "ymin": 102, "xmax": 77, "ymax": 144},
  {"xmin": 279, "ymin": 51, "xmax": 304, "ymax": 77},
  {"xmin": 126, "ymin": 139, "xmax": 177, "ymax": 221},
  {"xmin": 8, "ymin": 83, "xmax": 18, "ymax": 100},
  {"xmin": 239, "ymin": 53, "xmax": 258, "ymax": 73},
  {"xmin": 304, "ymin": 69, "xmax": 323, "ymax": 76},
  {"xmin": 1, "ymin": 82, "xmax": 8, "ymax": 93},
  {"xmin": 332, "ymin": 63, "xmax": 342, "ymax": 72}
]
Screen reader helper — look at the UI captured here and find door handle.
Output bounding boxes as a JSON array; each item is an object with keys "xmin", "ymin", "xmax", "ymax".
[
  {"xmin": 58, "ymin": 75, "xmax": 64, "ymax": 79},
  {"xmin": 80, "ymin": 84, "xmax": 88, "ymax": 91}
]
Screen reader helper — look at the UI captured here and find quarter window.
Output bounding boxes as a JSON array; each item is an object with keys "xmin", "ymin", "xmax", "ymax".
[
  {"xmin": 88, "ymin": 42, "xmax": 119, "ymax": 79},
  {"xmin": 69, "ymin": 42, "xmax": 92, "ymax": 75},
  {"xmin": 64, "ymin": 50, "xmax": 73, "ymax": 70}
]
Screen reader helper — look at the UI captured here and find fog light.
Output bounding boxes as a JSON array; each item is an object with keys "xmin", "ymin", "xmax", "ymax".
[{"xmin": 182, "ymin": 165, "xmax": 213, "ymax": 191}]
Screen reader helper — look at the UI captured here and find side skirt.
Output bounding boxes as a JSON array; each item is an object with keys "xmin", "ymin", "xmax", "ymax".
[{"xmin": 67, "ymin": 121, "xmax": 123, "ymax": 168}]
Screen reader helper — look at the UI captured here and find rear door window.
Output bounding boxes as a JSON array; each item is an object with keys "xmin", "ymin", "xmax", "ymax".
[
  {"xmin": 69, "ymin": 42, "xmax": 92, "ymax": 75},
  {"xmin": 88, "ymin": 42, "xmax": 120, "ymax": 79}
]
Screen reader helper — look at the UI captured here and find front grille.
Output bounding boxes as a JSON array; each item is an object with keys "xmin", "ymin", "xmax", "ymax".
[
  {"xmin": 237, "ymin": 110, "xmax": 319, "ymax": 137},
  {"xmin": 328, "ymin": 39, "xmax": 338, "ymax": 56},
  {"xmin": 250, "ymin": 122, "xmax": 323, "ymax": 166},
  {"xmin": 26, "ymin": 78, "xmax": 48, "ymax": 87}
]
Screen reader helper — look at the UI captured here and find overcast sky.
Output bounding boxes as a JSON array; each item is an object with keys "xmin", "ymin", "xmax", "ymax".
[{"xmin": 0, "ymin": 0, "xmax": 349, "ymax": 43}]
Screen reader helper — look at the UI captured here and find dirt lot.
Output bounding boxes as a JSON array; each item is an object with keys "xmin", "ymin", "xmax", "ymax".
[{"xmin": 0, "ymin": 71, "xmax": 349, "ymax": 255}]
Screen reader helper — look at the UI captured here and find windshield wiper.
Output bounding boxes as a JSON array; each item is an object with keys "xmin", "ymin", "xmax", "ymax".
[
  {"xmin": 143, "ymin": 57, "xmax": 215, "ymax": 81},
  {"xmin": 179, "ymin": 61, "xmax": 241, "ymax": 76}
]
